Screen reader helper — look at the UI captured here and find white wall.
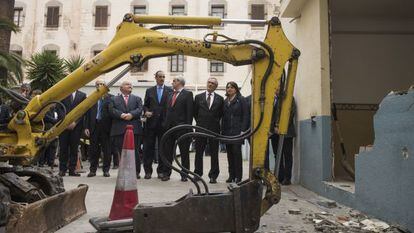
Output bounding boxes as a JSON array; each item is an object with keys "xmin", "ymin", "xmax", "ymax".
[
  {"xmin": 331, "ymin": 18, "xmax": 414, "ymax": 104},
  {"xmin": 11, "ymin": 0, "xmax": 280, "ymax": 98}
]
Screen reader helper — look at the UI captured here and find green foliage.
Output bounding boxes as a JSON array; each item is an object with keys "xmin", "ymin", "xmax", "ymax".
[
  {"xmin": 26, "ymin": 51, "xmax": 66, "ymax": 91},
  {"xmin": 0, "ymin": 18, "xmax": 20, "ymax": 33},
  {"xmin": 64, "ymin": 55, "xmax": 85, "ymax": 73},
  {"xmin": 0, "ymin": 18, "xmax": 24, "ymax": 87},
  {"xmin": 0, "ymin": 50, "xmax": 25, "ymax": 86}
]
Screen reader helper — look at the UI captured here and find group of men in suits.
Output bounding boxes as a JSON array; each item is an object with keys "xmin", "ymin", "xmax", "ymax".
[
  {"xmin": 57, "ymin": 71, "xmax": 229, "ymax": 183},
  {"xmin": 141, "ymin": 71, "xmax": 225, "ymax": 183}
]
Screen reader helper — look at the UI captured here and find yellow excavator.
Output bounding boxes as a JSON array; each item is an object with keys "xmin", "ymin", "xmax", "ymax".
[{"xmin": 0, "ymin": 14, "xmax": 299, "ymax": 233}]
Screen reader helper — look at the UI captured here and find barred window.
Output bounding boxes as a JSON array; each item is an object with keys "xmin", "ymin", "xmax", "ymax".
[
  {"xmin": 46, "ymin": 6, "xmax": 59, "ymax": 27},
  {"xmin": 170, "ymin": 55, "xmax": 184, "ymax": 72},
  {"xmin": 171, "ymin": 5, "xmax": 185, "ymax": 15},
  {"xmin": 14, "ymin": 8, "xmax": 24, "ymax": 27},
  {"xmin": 95, "ymin": 6, "xmax": 109, "ymax": 27},
  {"xmin": 131, "ymin": 61, "xmax": 149, "ymax": 73},
  {"xmin": 133, "ymin": 6, "xmax": 146, "ymax": 15},
  {"xmin": 211, "ymin": 5, "xmax": 225, "ymax": 18},
  {"xmin": 251, "ymin": 4, "xmax": 265, "ymax": 20},
  {"xmin": 210, "ymin": 60, "xmax": 224, "ymax": 73}
]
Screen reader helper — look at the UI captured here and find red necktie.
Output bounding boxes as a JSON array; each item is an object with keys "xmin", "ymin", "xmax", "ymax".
[
  {"xmin": 124, "ymin": 95, "xmax": 129, "ymax": 105},
  {"xmin": 171, "ymin": 91, "xmax": 178, "ymax": 106}
]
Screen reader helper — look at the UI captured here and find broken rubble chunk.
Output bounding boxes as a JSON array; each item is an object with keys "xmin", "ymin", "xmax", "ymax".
[
  {"xmin": 288, "ymin": 209, "xmax": 301, "ymax": 215},
  {"xmin": 317, "ymin": 200, "xmax": 337, "ymax": 208}
]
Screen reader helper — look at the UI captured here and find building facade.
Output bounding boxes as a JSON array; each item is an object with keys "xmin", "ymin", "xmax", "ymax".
[
  {"xmin": 279, "ymin": 0, "xmax": 414, "ymax": 230},
  {"xmin": 11, "ymin": 0, "xmax": 280, "ymax": 95}
]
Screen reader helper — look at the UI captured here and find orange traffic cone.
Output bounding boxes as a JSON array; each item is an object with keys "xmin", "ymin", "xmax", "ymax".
[
  {"xmin": 75, "ymin": 153, "xmax": 85, "ymax": 173},
  {"xmin": 108, "ymin": 125, "xmax": 138, "ymax": 220}
]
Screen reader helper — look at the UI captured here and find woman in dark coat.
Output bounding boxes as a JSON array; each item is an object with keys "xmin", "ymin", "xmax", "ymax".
[{"xmin": 221, "ymin": 82, "xmax": 249, "ymax": 183}]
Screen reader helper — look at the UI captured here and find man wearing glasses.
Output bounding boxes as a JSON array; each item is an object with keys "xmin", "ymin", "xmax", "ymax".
[
  {"xmin": 85, "ymin": 79, "xmax": 113, "ymax": 177},
  {"xmin": 142, "ymin": 71, "xmax": 172, "ymax": 179}
]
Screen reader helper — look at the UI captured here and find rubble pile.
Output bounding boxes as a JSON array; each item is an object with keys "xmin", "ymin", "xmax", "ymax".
[{"xmin": 306, "ymin": 209, "xmax": 409, "ymax": 233}]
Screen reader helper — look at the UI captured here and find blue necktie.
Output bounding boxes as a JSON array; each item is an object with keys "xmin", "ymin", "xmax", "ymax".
[
  {"xmin": 96, "ymin": 99, "xmax": 102, "ymax": 120},
  {"xmin": 157, "ymin": 86, "xmax": 163, "ymax": 103}
]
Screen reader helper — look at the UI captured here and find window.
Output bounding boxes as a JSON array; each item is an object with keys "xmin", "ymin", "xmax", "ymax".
[
  {"xmin": 93, "ymin": 50, "xmax": 102, "ymax": 56},
  {"xmin": 45, "ymin": 50, "xmax": 57, "ymax": 56},
  {"xmin": 131, "ymin": 61, "xmax": 149, "ymax": 73},
  {"xmin": 133, "ymin": 6, "xmax": 146, "ymax": 15},
  {"xmin": 211, "ymin": 5, "xmax": 225, "ymax": 18},
  {"xmin": 171, "ymin": 5, "xmax": 185, "ymax": 15},
  {"xmin": 46, "ymin": 6, "xmax": 59, "ymax": 27},
  {"xmin": 95, "ymin": 5, "xmax": 108, "ymax": 27},
  {"xmin": 14, "ymin": 8, "xmax": 24, "ymax": 27},
  {"xmin": 10, "ymin": 50, "xmax": 22, "ymax": 56},
  {"xmin": 170, "ymin": 55, "xmax": 184, "ymax": 72},
  {"xmin": 251, "ymin": 4, "xmax": 265, "ymax": 20},
  {"xmin": 210, "ymin": 60, "xmax": 224, "ymax": 73}
]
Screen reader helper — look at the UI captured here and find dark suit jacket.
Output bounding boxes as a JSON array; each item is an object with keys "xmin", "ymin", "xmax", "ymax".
[
  {"xmin": 58, "ymin": 91, "xmax": 87, "ymax": 132},
  {"xmin": 109, "ymin": 94, "xmax": 143, "ymax": 136},
  {"xmin": 143, "ymin": 85, "xmax": 173, "ymax": 129},
  {"xmin": 193, "ymin": 92, "xmax": 224, "ymax": 132},
  {"xmin": 163, "ymin": 89, "xmax": 193, "ymax": 130},
  {"xmin": 0, "ymin": 104, "xmax": 11, "ymax": 125},
  {"xmin": 84, "ymin": 94, "xmax": 113, "ymax": 134},
  {"xmin": 222, "ymin": 94, "xmax": 249, "ymax": 137},
  {"xmin": 271, "ymin": 97, "xmax": 296, "ymax": 138}
]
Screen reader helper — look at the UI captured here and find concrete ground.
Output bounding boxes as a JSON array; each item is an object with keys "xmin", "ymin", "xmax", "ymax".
[{"xmin": 56, "ymin": 153, "xmax": 393, "ymax": 233}]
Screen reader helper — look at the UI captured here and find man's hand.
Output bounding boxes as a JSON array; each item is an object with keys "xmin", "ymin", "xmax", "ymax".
[
  {"xmin": 144, "ymin": 111, "xmax": 153, "ymax": 118},
  {"xmin": 124, "ymin": 113, "xmax": 133, "ymax": 121},
  {"xmin": 67, "ymin": 122, "xmax": 76, "ymax": 130},
  {"xmin": 84, "ymin": 129, "xmax": 90, "ymax": 137},
  {"xmin": 120, "ymin": 113, "xmax": 127, "ymax": 120}
]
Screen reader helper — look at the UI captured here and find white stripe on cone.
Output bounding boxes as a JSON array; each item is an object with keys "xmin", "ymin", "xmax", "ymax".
[{"xmin": 116, "ymin": 148, "xmax": 137, "ymax": 191}]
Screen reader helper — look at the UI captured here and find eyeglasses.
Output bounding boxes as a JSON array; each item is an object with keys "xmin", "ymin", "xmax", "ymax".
[
  {"xmin": 157, "ymin": 75, "xmax": 165, "ymax": 78},
  {"xmin": 96, "ymin": 83, "xmax": 105, "ymax": 86}
]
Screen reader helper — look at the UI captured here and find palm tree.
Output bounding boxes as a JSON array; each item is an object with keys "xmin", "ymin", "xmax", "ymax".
[
  {"xmin": 0, "ymin": 18, "xmax": 24, "ymax": 86},
  {"xmin": 64, "ymin": 55, "xmax": 85, "ymax": 73},
  {"xmin": 26, "ymin": 52, "xmax": 66, "ymax": 91}
]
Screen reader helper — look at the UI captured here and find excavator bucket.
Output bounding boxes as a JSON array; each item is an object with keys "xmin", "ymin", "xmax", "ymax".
[{"xmin": 6, "ymin": 184, "xmax": 88, "ymax": 233}]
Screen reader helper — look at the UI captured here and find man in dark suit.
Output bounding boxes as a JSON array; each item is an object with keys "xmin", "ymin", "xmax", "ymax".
[
  {"xmin": 85, "ymin": 79, "xmax": 113, "ymax": 177},
  {"xmin": 142, "ymin": 71, "xmax": 173, "ymax": 179},
  {"xmin": 58, "ymin": 90, "xmax": 87, "ymax": 176},
  {"xmin": 193, "ymin": 77, "xmax": 224, "ymax": 184},
  {"xmin": 266, "ymin": 95, "xmax": 296, "ymax": 185},
  {"xmin": 109, "ymin": 81, "xmax": 143, "ymax": 179},
  {"xmin": 161, "ymin": 76, "xmax": 193, "ymax": 182}
]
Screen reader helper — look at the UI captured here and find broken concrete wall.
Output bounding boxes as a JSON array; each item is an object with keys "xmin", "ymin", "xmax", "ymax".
[{"xmin": 354, "ymin": 89, "xmax": 414, "ymax": 231}]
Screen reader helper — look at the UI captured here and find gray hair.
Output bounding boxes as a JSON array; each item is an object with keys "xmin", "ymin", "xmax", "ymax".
[{"xmin": 175, "ymin": 76, "xmax": 186, "ymax": 86}]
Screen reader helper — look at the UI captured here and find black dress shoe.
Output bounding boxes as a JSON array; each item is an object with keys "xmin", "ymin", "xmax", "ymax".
[
  {"xmin": 144, "ymin": 174, "xmax": 151, "ymax": 179},
  {"xmin": 68, "ymin": 172, "xmax": 81, "ymax": 177},
  {"xmin": 87, "ymin": 172, "xmax": 96, "ymax": 177},
  {"xmin": 112, "ymin": 165, "xmax": 119, "ymax": 169},
  {"xmin": 161, "ymin": 176, "xmax": 170, "ymax": 181},
  {"xmin": 103, "ymin": 172, "xmax": 110, "ymax": 177},
  {"xmin": 58, "ymin": 171, "xmax": 66, "ymax": 177},
  {"xmin": 157, "ymin": 173, "xmax": 165, "ymax": 179},
  {"xmin": 136, "ymin": 174, "xmax": 141, "ymax": 179},
  {"xmin": 181, "ymin": 177, "xmax": 188, "ymax": 182},
  {"xmin": 209, "ymin": 178, "xmax": 217, "ymax": 184},
  {"xmin": 225, "ymin": 177, "xmax": 234, "ymax": 183}
]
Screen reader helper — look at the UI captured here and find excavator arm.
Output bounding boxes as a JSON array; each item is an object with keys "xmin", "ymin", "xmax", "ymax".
[{"xmin": 0, "ymin": 14, "xmax": 299, "ymax": 233}]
